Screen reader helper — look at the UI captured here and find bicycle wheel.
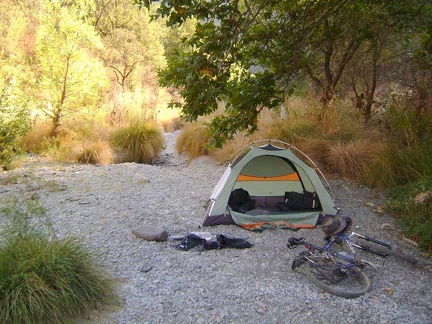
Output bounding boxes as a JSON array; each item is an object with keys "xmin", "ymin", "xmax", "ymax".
[
  {"xmin": 302, "ymin": 255, "xmax": 372, "ymax": 298},
  {"xmin": 358, "ymin": 240, "xmax": 418, "ymax": 265}
]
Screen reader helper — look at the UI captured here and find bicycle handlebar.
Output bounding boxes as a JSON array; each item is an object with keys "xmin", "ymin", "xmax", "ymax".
[{"xmin": 287, "ymin": 236, "xmax": 305, "ymax": 249}]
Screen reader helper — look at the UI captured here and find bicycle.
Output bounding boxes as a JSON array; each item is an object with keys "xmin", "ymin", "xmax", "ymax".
[{"xmin": 287, "ymin": 215, "xmax": 418, "ymax": 298}]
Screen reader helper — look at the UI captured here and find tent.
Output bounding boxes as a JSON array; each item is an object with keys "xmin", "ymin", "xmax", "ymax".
[{"xmin": 202, "ymin": 140, "xmax": 337, "ymax": 231}]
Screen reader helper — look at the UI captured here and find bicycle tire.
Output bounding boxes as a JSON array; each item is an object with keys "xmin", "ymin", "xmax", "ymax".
[
  {"xmin": 359, "ymin": 241, "xmax": 418, "ymax": 265},
  {"xmin": 303, "ymin": 258, "xmax": 372, "ymax": 298}
]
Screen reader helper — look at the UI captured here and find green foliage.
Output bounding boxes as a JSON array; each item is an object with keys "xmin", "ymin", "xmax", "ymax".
[
  {"xmin": 266, "ymin": 118, "xmax": 318, "ymax": 146},
  {"xmin": 0, "ymin": 196, "xmax": 117, "ymax": 324},
  {"xmin": 0, "ymin": 77, "xmax": 31, "ymax": 170},
  {"xmin": 35, "ymin": 0, "xmax": 109, "ymax": 136},
  {"xmin": 386, "ymin": 102, "xmax": 432, "ymax": 148},
  {"xmin": 364, "ymin": 100, "xmax": 432, "ymax": 188},
  {"xmin": 111, "ymin": 122, "xmax": 164, "ymax": 164},
  {"xmin": 135, "ymin": 0, "xmax": 432, "ymax": 147},
  {"xmin": 385, "ymin": 179, "xmax": 432, "ymax": 253},
  {"xmin": 363, "ymin": 143, "xmax": 432, "ymax": 188}
]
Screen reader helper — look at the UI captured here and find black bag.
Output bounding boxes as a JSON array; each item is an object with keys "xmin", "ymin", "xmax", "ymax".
[
  {"xmin": 228, "ymin": 188, "xmax": 256, "ymax": 212},
  {"xmin": 216, "ymin": 234, "xmax": 253, "ymax": 249},
  {"xmin": 281, "ymin": 191, "xmax": 321, "ymax": 210}
]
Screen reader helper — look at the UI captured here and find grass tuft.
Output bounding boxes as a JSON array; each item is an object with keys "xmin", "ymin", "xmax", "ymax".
[
  {"xmin": 385, "ymin": 179, "xmax": 432, "ymax": 253},
  {"xmin": 363, "ymin": 143, "xmax": 432, "ymax": 188},
  {"xmin": 76, "ymin": 140, "xmax": 113, "ymax": 165},
  {"xmin": 19, "ymin": 122, "xmax": 54, "ymax": 154},
  {"xmin": 175, "ymin": 123, "xmax": 211, "ymax": 162},
  {"xmin": 111, "ymin": 122, "xmax": 164, "ymax": 164},
  {"xmin": 0, "ymin": 197, "xmax": 117, "ymax": 324},
  {"xmin": 325, "ymin": 139, "xmax": 385, "ymax": 179}
]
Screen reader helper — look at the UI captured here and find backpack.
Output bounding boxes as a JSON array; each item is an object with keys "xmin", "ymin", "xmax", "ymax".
[
  {"xmin": 228, "ymin": 188, "xmax": 256, "ymax": 213},
  {"xmin": 279, "ymin": 191, "xmax": 321, "ymax": 211}
]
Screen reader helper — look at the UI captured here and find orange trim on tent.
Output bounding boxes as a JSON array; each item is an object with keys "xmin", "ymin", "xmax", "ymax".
[{"xmin": 237, "ymin": 173, "xmax": 300, "ymax": 181}]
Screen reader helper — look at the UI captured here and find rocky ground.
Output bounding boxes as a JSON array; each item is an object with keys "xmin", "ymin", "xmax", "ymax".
[{"xmin": 0, "ymin": 131, "xmax": 431, "ymax": 323}]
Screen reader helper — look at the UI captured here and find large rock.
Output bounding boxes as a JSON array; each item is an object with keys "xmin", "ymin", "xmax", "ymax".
[{"xmin": 132, "ymin": 225, "xmax": 168, "ymax": 242}]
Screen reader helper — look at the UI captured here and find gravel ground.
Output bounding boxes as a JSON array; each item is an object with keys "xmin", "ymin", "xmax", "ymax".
[{"xmin": 0, "ymin": 131, "xmax": 431, "ymax": 324}]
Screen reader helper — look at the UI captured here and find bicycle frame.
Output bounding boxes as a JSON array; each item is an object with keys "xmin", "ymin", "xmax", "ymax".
[
  {"xmin": 299, "ymin": 233, "xmax": 364, "ymax": 270},
  {"xmin": 292, "ymin": 229, "xmax": 390, "ymax": 270}
]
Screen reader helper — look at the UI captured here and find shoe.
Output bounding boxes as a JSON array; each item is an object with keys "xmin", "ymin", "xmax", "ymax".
[
  {"xmin": 175, "ymin": 233, "xmax": 207, "ymax": 251},
  {"xmin": 217, "ymin": 234, "xmax": 253, "ymax": 249}
]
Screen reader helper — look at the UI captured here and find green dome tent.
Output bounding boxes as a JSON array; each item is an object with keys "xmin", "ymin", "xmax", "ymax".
[{"xmin": 202, "ymin": 140, "xmax": 337, "ymax": 231}]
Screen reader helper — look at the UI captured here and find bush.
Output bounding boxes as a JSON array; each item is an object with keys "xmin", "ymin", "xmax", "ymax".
[
  {"xmin": 111, "ymin": 122, "xmax": 164, "ymax": 164},
  {"xmin": 0, "ymin": 86, "xmax": 31, "ymax": 170},
  {"xmin": 363, "ymin": 143, "xmax": 432, "ymax": 188},
  {"xmin": 0, "ymin": 197, "xmax": 117, "ymax": 324},
  {"xmin": 385, "ymin": 179, "xmax": 432, "ymax": 253}
]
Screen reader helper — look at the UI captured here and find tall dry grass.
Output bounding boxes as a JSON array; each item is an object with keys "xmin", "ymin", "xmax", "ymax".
[
  {"xmin": 20, "ymin": 121, "xmax": 54, "ymax": 154},
  {"xmin": 175, "ymin": 123, "xmax": 211, "ymax": 162},
  {"xmin": 110, "ymin": 121, "xmax": 164, "ymax": 164},
  {"xmin": 325, "ymin": 139, "xmax": 385, "ymax": 179},
  {"xmin": 76, "ymin": 139, "xmax": 113, "ymax": 165}
]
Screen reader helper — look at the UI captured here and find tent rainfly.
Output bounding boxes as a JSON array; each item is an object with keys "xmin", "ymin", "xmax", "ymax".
[{"xmin": 202, "ymin": 140, "xmax": 337, "ymax": 231}]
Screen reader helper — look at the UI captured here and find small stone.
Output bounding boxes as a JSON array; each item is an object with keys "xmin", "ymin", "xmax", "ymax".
[
  {"xmin": 132, "ymin": 224, "xmax": 168, "ymax": 242},
  {"xmin": 139, "ymin": 264, "xmax": 153, "ymax": 273},
  {"xmin": 379, "ymin": 223, "xmax": 396, "ymax": 231},
  {"xmin": 414, "ymin": 191, "xmax": 432, "ymax": 204}
]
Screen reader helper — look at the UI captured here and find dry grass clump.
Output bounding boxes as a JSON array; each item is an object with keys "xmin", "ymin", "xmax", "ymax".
[
  {"xmin": 325, "ymin": 139, "xmax": 385, "ymax": 179},
  {"xmin": 176, "ymin": 123, "xmax": 211, "ymax": 162},
  {"xmin": 19, "ymin": 121, "xmax": 53, "ymax": 153},
  {"xmin": 76, "ymin": 140, "xmax": 113, "ymax": 165},
  {"xmin": 294, "ymin": 138, "xmax": 332, "ymax": 171},
  {"xmin": 110, "ymin": 122, "xmax": 164, "ymax": 164}
]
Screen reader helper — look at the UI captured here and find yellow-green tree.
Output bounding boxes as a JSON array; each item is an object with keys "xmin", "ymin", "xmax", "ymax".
[
  {"xmin": 95, "ymin": 0, "xmax": 166, "ymax": 91},
  {"xmin": 35, "ymin": 0, "xmax": 109, "ymax": 137},
  {"xmin": 0, "ymin": 0, "xmax": 33, "ymax": 169}
]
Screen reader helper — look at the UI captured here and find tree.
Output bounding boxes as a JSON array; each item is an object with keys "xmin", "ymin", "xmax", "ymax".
[
  {"xmin": 35, "ymin": 0, "xmax": 109, "ymax": 137},
  {"xmin": 137, "ymin": 0, "xmax": 431, "ymax": 146},
  {"xmin": 94, "ymin": 0, "xmax": 166, "ymax": 91},
  {"xmin": 0, "ymin": 0, "xmax": 33, "ymax": 169}
]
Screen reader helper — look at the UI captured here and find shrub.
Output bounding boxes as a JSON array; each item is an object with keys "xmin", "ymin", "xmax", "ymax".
[
  {"xmin": 385, "ymin": 179, "xmax": 432, "ymax": 253},
  {"xmin": 363, "ymin": 143, "xmax": 432, "ymax": 188},
  {"xmin": 111, "ymin": 122, "xmax": 164, "ymax": 164},
  {"xmin": 0, "ymin": 197, "xmax": 117, "ymax": 324},
  {"xmin": 0, "ymin": 88, "xmax": 31, "ymax": 170}
]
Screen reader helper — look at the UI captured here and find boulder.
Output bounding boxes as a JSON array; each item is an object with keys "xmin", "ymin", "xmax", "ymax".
[{"xmin": 132, "ymin": 225, "xmax": 168, "ymax": 242}]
